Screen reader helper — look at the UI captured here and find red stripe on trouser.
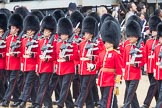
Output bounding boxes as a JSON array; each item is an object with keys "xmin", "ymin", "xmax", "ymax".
[
  {"xmin": 7, "ymin": 71, "xmax": 19, "ymax": 101},
  {"xmin": 80, "ymin": 75, "xmax": 94, "ymax": 107},
  {"xmin": 62, "ymin": 75, "xmax": 73, "ymax": 104},
  {"xmin": 106, "ymin": 87, "xmax": 113, "ymax": 108},
  {"xmin": 39, "ymin": 74, "xmax": 51, "ymax": 105}
]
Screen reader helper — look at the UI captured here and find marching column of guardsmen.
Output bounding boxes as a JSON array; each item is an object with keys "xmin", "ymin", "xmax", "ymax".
[
  {"xmin": 2, "ymin": 6, "xmax": 162, "ymax": 108},
  {"xmin": 141, "ymin": 15, "xmax": 161, "ymax": 108},
  {"xmin": 18, "ymin": 14, "xmax": 40, "ymax": 108}
]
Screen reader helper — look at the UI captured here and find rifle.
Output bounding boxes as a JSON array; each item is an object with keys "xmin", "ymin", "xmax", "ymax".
[
  {"xmin": 129, "ymin": 20, "xmax": 145, "ymax": 64},
  {"xmin": 10, "ymin": 30, "xmax": 24, "ymax": 52},
  {"xmin": 74, "ymin": 34, "xmax": 83, "ymax": 44},
  {"xmin": 59, "ymin": 22, "xmax": 80, "ymax": 58},
  {"xmin": 158, "ymin": 50, "xmax": 162, "ymax": 68},
  {"xmin": 39, "ymin": 34, "xmax": 54, "ymax": 59},
  {"xmin": 0, "ymin": 29, "xmax": 9, "ymax": 49},
  {"xmin": 26, "ymin": 31, "xmax": 39, "ymax": 53},
  {"xmin": 129, "ymin": 38, "xmax": 143, "ymax": 64},
  {"xmin": 85, "ymin": 23, "xmax": 100, "ymax": 58}
]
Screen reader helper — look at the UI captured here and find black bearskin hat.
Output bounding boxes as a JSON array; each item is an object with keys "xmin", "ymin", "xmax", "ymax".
[
  {"xmin": 70, "ymin": 10, "xmax": 84, "ymax": 29},
  {"xmin": 14, "ymin": 6, "xmax": 29, "ymax": 18},
  {"xmin": 0, "ymin": 14, "xmax": 7, "ymax": 31},
  {"xmin": 24, "ymin": 15, "xmax": 40, "ymax": 32},
  {"xmin": 8, "ymin": 14, "xmax": 23, "ymax": 30},
  {"xmin": 149, "ymin": 15, "xmax": 161, "ymax": 31},
  {"xmin": 127, "ymin": 15, "xmax": 142, "ymax": 30},
  {"xmin": 82, "ymin": 16, "xmax": 98, "ymax": 37},
  {"xmin": 0, "ymin": 8, "xmax": 12, "ymax": 20},
  {"xmin": 57, "ymin": 17, "xmax": 73, "ymax": 36},
  {"xmin": 100, "ymin": 20, "xmax": 120, "ymax": 49},
  {"xmin": 31, "ymin": 10, "xmax": 44, "ymax": 22},
  {"xmin": 101, "ymin": 13, "xmax": 112, "ymax": 24},
  {"xmin": 103, "ymin": 15, "xmax": 120, "ymax": 37},
  {"xmin": 52, "ymin": 9, "xmax": 65, "ymax": 22},
  {"xmin": 88, "ymin": 12, "xmax": 100, "ymax": 24},
  {"xmin": 157, "ymin": 22, "xmax": 162, "ymax": 39},
  {"xmin": 41, "ymin": 16, "xmax": 57, "ymax": 34},
  {"xmin": 126, "ymin": 20, "xmax": 141, "ymax": 38},
  {"xmin": 104, "ymin": 15, "xmax": 119, "ymax": 25}
]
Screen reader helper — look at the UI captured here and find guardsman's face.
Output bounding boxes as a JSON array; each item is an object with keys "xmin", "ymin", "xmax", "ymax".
[
  {"xmin": 104, "ymin": 41, "xmax": 113, "ymax": 50},
  {"xmin": 128, "ymin": 36, "xmax": 138, "ymax": 44},
  {"xmin": 152, "ymin": 31, "xmax": 157, "ymax": 37},
  {"xmin": 159, "ymin": 37, "xmax": 162, "ymax": 45},
  {"xmin": 43, "ymin": 29, "xmax": 52, "ymax": 38},
  {"xmin": 26, "ymin": 29, "xmax": 35, "ymax": 37},
  {"xmin": 60, "ymin": 34, "xmax": 69, "ymax": 41},
  {"xmin": 84, "ymin": 32, "xmax": 93, "ymax": 41},
  {"xmin": 0, "ymin": 28, "xmax": 4, "ymax": 37},
  {"xmin": 10, "ymin": 26, "xmax": 19, "ymax": 36},
  {"xmin": 74, "ymin": 28, "xmax": 80, "ymax": 36}
]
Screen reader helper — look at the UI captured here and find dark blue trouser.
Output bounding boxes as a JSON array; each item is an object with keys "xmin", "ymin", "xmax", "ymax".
[
  {"xmin": 156, "ymin": 80, "xmax": 162, "ymax": 108},
  {"xmin": 143, "ymin": 73, "xmax": 158, "ymax": 106},
  {"xmin": 92, "ymin": 75, "xmax": 99, "ymax": 103},
  {"xmin": 13, "ymin": 71, "xmax": 24, "ymax": 102},
  {"xmin": 123, "ymin": 80, "xmax": 139, "ymax": 108},
  {"xmin": 72, "ymin": 74, "xmax": 80, "ymax": 101},
  {"xmin": 35, "ymin": 73, "xmax": 51, "ymax": 106},
  {"xmin": 0, "ymin": 69, "xmax": 6, "ymax": 100},
  {"xmin": 100, "ymin": 86, "xmax": 118, "ymax": 108},
  {"xmin": 31, "ymin": 75, "xmax": 39, "ymax": 103},
  {"xmin": 75, "ymin": 75, "xmax": 96, "ymax": 108},
  {"xmin": 72, "ymin": 65, "xmax": 80, "ymax": 101},
  {"xmin": 44, "ymin": 73, "xmax": 59, "ymax": 108},
  {"xmin": 3, "ymin": 70, "xmax": 19, "ymax": 102},
  {"xmin": 57, "ymin": 73, "xmax": 74, "ymax": 108},
  {"xmin": 19, "ymin": 71, "xmax": 36, "ymax": 102}
]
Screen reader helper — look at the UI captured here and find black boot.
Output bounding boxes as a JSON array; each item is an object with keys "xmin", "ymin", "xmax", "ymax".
[
  {"xmin": 140, "ymin": 104, "xmax": 149, "ymax": 108},
  {"xmin": 0, "ymin": 100, "xmax": 9, "ymax": 107},
  {"xmin": 57, "ymin": 105, "xmax": 63, "ymax": 108},
  {"xmin": 35, "ymin": 104, "xmax": 41, "ymax": 108},
  {"xmin": 18, "ymin": 101, "xmax": 26, "ymax": 108},
  {"xmin": 10, "ymin": 101, "xmax": 21, "ymax": 107}
]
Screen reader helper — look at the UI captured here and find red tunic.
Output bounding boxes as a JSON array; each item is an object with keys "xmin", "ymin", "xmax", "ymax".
[
  {"xmin": 37, "ymin": 38, "xmax": 56, "ymax": 73},
  {"xmin": 21, "ymin": 38, "xmax": 38, "ymax": 72},
  {"xmin": 56, "ymin": 41, "xmax": 79, "ymax": 75},
  {"xmin": 97, "ymin": 50, "xmax": 122, "ymax": 87},
  {"xmin": 119, "ymin": 39, "xmax": 130, "ymax": 58},
  {"xmin": 0, "ymin": 37, "xmax": 6, "ymax": 69},
  {"xmin": 144, "ymin": 38, "xmax": 159, "ymax": 73},
  {"xmin": 153, "ymin": 44, "xmax": 162, "ymax": 80},
  {"xmin": 6, "ymin": 34, "xmax": 21, "ymax": 70},
  {"xmin": 123, "ymin": 44, "xmax": 144, "ymax": 80},
  {"xmin": 79, "ymin": 40, "xmax": 104, "ymax": 75}
]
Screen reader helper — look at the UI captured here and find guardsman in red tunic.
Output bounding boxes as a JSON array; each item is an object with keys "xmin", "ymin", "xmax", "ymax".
[
  {"xmin": 153, "ymin": 22, "xmax": 162, "ymax": 108},
  {"xmin": 56, "ymin": 17, "xmax": 78, "ymax": 108},
  {"xmin": 123, "ymin": 20, "xmax": 144, "ymax": 108},
  {"xmin": 97, "ymin": 19, "xmax": 122, "ymax": 108},
  {"xmin": 0, "ymin": 14, "xmax": 8, "ymax": 102},
  {"xmin": 12, "ymin": 15, "xmax": 40, "ymax": 108},
  {"xmin": 88, "ymin": 12, "xmax": 103, "ymax": 106},
  {"xmin": 31, "ymin": 16, "xmax": 57, "ymax": 108},
  {"xmin": 48, "ymin": 9, "xmax": 65, "ymax": 102},
  {"xmin": 0, "ymin": 14, "xmax": 23, "ymax": 107},
  {"xmin": 70, "ymin": 10, "xmax": 84, "ymax": 102},
  {"xmin": 141, "ymin": 15, "xmax": 161, "ymax": 108},
  {"xmin": 75, "ymin": 16, "xmax": 101, "ymax": 108}
]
